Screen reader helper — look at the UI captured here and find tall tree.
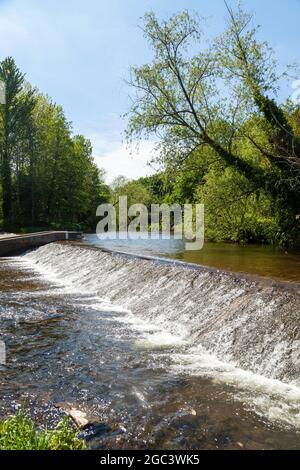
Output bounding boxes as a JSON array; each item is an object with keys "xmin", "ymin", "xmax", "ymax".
[
  {"xmin": 0, "ymin": 58, "xmax": 109, "ymax": 231},
  {"xmin": 126, "ymin": 5, "xmax": 300, "ymax": 244},
  {"xmin": 0, "ymin": 57, "xmax": 25, "ymax": 227}
]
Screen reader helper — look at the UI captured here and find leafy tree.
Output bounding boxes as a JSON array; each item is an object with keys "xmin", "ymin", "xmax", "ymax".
[
  {"xmin": 196, "ymin": 167, "xmax": 277, "ymax": 243},
  {"xmin": 111, "ymin": 176, "xmax": 151, "ymax": 208},
  {"xmin": 0, "ymin": 57, "xmax": 108, "ymax": 231},
  {"xmin": 126, "ymin": 4, "xmax": 300, "ymax": 245},
  {"xmin": 0, "ymin": 57, "xmax": 30, "ymax": 227}
]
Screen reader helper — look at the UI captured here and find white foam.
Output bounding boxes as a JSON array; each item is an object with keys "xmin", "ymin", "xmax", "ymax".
[
  {"xmin": 168, "ymin": 346, "xmax": 300, "ymax": 428},
  {"xmin": 20, "ymin": 244, "xmax": 300, "ymax": 430},
  {"xmin": 135, "ymin": 331, "xmax": 187, "ymax": 349}
]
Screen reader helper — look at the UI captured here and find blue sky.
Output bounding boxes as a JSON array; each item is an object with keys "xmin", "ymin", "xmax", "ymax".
[{"xmin": 0, "ymin": 0, "xmax": 299, "ymax": 182}]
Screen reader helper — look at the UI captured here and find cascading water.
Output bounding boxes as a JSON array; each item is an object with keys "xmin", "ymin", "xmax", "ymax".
[
  {"xmin": 1, "ymin": 241, "xmax": 300, "ymax": 449},
  {"xmin": 24, "ymin": 242, "xmax": 300, "ymax": 385}
]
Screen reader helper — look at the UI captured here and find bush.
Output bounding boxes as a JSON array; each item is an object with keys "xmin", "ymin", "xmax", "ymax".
[
  {"xmin": 0, "ymin": 411, "xmax": 87, "ymax": 450},
  {"xmin": 196, "ymin": 167, "xmax": 279, "ymax": 244}
]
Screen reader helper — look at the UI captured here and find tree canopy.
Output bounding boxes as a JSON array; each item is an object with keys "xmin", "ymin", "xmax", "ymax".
[
  {"xmin": 126, "ymin": 2, "xmax": 300, "ymax": 246},
  {"xmin": 0, "ymin": 57, "xmax": 110, "ymax": 231}
]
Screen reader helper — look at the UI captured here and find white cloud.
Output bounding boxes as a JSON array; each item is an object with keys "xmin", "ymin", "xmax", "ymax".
[{"xmin": 90, "ymin": 134, "xmax": 158, "ymax": 184}]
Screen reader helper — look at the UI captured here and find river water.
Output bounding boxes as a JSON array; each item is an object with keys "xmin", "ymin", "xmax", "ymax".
[
  {"xmin": 84, "ymin": 233, "xmax": 300, "ymax": 283},
  {"xmin": 0, "ymin": 239, "xmax": 300, "ymax": 449}
]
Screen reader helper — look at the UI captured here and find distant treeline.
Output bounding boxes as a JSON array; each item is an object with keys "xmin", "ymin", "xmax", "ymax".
[{"xmin": 0, "ymin": 57, "xmax": 110, "ymax": 232}]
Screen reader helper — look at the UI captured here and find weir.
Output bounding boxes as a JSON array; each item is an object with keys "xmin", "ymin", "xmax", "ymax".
[
  {"xmin": 0, "ymin": 231, "xmax": 83, "ymax": 256},
  {"xmin": 24, "ymin": 242, "xmax": 300, "ymax": 386}
]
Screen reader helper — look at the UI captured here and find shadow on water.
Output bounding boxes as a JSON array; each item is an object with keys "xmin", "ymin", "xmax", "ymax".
[{"xmin": 0, "ymin": 255, "xmax": 300, "ymax": 449}]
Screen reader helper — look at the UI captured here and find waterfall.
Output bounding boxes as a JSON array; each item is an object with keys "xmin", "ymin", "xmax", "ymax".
[{"xmin": 23, "ymin": 242, "xmax": 300, "ymax": 387}]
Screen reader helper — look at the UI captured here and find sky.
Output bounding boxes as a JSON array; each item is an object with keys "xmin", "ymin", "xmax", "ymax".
[{"xmin": 0, "ymin": 0, "xmax": 299, "ymax": 183}]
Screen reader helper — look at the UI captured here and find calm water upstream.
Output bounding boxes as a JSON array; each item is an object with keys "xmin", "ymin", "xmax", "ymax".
[
  {"xmin": 85, "ymin": 233, "xmax": 300, "ymax": 283},
  {"xmin": 0, "ymin": 240, "xmax": 300, "ymax": 449}
]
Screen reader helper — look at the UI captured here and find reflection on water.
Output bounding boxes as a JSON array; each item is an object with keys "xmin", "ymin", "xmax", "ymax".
[
  {"xmin": 85, "ymin": 233, "xmax": 300, "ymax": 283},
  {"xmin": 0, "ymin": 256, "xmax": 300, "ymax": 449}
]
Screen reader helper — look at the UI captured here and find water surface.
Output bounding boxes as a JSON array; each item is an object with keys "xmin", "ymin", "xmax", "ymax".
[
  {"xmin": 0, "ymin": 248, "xmax": 300, "ymax": 449},
  {"xmin": 84, "ymin": 234, "xmax": 300, "ymax": 283}
]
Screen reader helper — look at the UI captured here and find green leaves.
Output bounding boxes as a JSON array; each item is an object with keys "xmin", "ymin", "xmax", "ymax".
[
  {"xmin": 125, "ymin": 3, "xmax": 300, "ymax": 246},
  {"xmin": 0, "ymin": 411, "xmax": 87, "ymax": 450},
  {"xmin": 0, "ymin": 58, "xmax": 109, "ymax": 230},
  {"xmin": 0, "ymin": 56, "xmax": 25, "ymax": 106}
]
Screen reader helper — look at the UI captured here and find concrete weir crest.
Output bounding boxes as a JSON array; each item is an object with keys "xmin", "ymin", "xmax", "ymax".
[{"xmin": 0, "ymin": 231, "xmax": 83, "ymax": 256}]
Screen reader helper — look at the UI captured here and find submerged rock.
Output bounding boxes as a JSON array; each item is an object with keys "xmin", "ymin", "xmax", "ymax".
[
  {"xmin": 55, "ymin": 403, "xmax": 97, "ymax": 430},
  {"xmin": 68, "ymin": 408, "xmax": 90, "ymax": 430}
]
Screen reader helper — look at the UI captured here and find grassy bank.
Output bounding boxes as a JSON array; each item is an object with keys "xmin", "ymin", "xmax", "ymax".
[{"xmin": 0, "ymin": 411, "xmax": 87, "ymax": 450}]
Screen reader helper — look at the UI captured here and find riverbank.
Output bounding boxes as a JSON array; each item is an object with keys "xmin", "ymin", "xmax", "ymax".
[{"xmin": 0, "ymin": 410, "xmax": 86, "ymax": 450}]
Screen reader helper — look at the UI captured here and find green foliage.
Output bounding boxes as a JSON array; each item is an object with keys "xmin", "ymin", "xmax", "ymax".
[
  {"xmin": 137, "ymin": 174, "xmax": 167, "ymax": 204},
  {"xmin": 0, "ymin": 57, "xmax": 109, "ymax": 231},
  {"xmin": 125, "ymin": 4, "xmax": 300, "ymax": 247},
  {"xmin": 111, "ymin": 176, "xmax": 152, "ymax": 207},
  {"xmin": 0, "ymin": 411, "xmax": 87, "ymax": 450},
  {"xmin": 196, "ymin": 167, "xmax": 278, "ymax": 243}
]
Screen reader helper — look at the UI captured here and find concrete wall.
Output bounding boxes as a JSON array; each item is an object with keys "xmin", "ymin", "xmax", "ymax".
[{"xmin": 0, "ymin": 231, "xmax": 83, "ymax": 256}]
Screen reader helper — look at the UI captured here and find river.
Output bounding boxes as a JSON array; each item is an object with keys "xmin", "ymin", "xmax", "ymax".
[
  {"xmin": 0, "ymin": 237, "xmax": 300, "ymax": 449},
  {"xmin": 85, "ymin": 233, "xmax": 300, "ymax": 283}
]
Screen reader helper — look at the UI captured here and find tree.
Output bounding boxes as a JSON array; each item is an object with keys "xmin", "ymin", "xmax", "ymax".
[
  {"xmin": 126, "ymin": 4, "xmax": 300, "ymax": 245},
  {"xmin": 196, "ymin": 167, "xmax": 276, "ymax": 243},
  {"xmin": 0, "ymin": 57, "xmax": 25, "ymax": 227},
  {"xmin": 111, "ymin": 176, "xmax": 151, "ymax": 207},
  {"xmin": 218, "ymin": 2, "xmax": 300, "ymax": 188},
  {"xmin": 126, "ymin": 10, "xmax": 266, "ymax": 186},
  {"xmin": 0, "ymin": 57, "xmax": 109, "ymax": 231}
]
